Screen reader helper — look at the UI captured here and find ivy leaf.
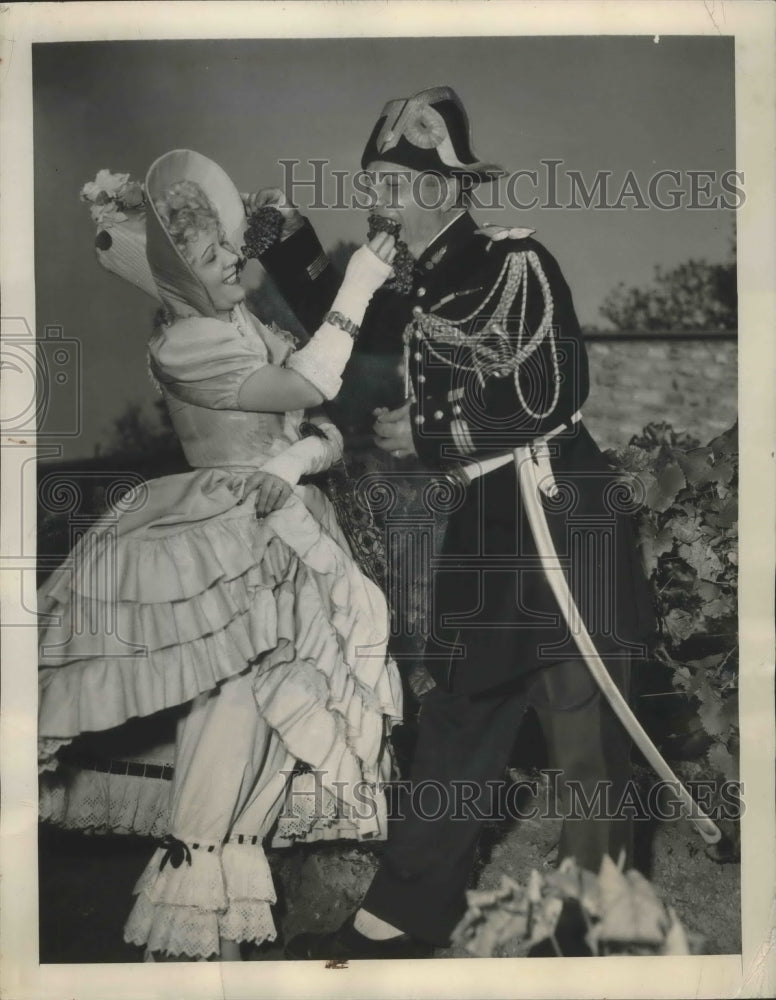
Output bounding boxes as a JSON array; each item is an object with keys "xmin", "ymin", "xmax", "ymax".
[
  {"xmin": 529, "ymin": 895, "xmax": 565, "ymax": 947},
  {"xmin": 707, "ymin": 743, "xmax": 737, "ymax": 781},
  {"xmin": 673, "ymin": 513, "xmax": 703, "ymax": 544},
  {"xmin": 671, "ymin": 664, "xmax": 695, "ymax": 694},
  {"xmin": 594, "ymin": 865, "xmax": 667, "ymax": 947},
  {"xmin": 720, "ymin": 693, "xmax": 739, "ymax": 729},
  {"xmin": 664, "ymin": 608, "xmax": 700, "ymax": 644},
  {"xmin": 697, "ymin": 685, "xmax": 729, "ymax": 738},
  {"xmin": 710, "ymin": 458, "xmax": 735, "ymax": 486},
  {"xmin": 678, "ymin": 539, "xmax": 724, "ymax": 581},
  {"xmin": 686, "ymin": 653, "xmax": 725, "ymax": 672},
  {"xmin": 639, "ymin": 521, "xmax": 675, "ymax": 575},
  {"xmin": 597, "ymin": 854, "xmax": 629, "ymax": 912},
  {"xmin": 547, "ymin": 857, "xmax": 583, "ymax": 902},
  {"xmin": 454, "ymin": 875, "xmax": 531, "ymax": 956},
  {"xmin": 705, "ymin": 495, "xmax": 737, "ymax": 529},
  {"xmin": 661, "ymin": 906, "xmax": 691, "ymax": 955},
  {"xmin": 647, "ymin": 462, "xmax": 686, "ymax": 513},
  {"xmin": 696, "ymin": 581, "xmax": 721, "ymax": 602},
  {"xmin": 702, "ymin": 596, "xmax": 734, "ymax": 619},
  {"xmin": 675, "ymin": 447, "xmax": 717, "ymax": 487}
]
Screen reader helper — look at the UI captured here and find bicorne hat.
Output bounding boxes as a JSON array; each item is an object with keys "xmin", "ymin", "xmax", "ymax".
[{"xmin": 361, "ymin": 85, "xmax": 505, "ymax": 183}]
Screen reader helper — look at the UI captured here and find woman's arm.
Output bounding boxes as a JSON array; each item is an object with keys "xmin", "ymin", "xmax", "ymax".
[
  {"xmin": 236, "ymin": 364, "xmax": 326, "ymax": 412},
  {"xmin": 238, "ymin": 409, "xmax": 345, "ymax": 515},
  {"xmin": 237, "ymin": 234, "xmax": 394, "ymax": 413}
]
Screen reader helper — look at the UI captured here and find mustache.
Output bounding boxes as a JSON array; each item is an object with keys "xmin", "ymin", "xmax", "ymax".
[{"xmin": 367, "ymin": 214, "xmax": 415, "ymax": 296}]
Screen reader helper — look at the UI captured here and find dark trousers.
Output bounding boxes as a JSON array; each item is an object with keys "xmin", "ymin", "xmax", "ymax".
[{"xmin": 362, "ymin": 657, "xmax": 632, "ymax": 946}]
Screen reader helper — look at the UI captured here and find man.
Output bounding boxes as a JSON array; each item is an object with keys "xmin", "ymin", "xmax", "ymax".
[{"xmin": 257, "ymin": 86, "xmax": 656, "ymax": 959}]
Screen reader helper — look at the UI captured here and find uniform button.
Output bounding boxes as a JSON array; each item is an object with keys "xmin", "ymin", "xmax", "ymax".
[
  {"xmin": 433, "ymin": 410, "xmax": 444, "ymax": 420},
  {"xmin": 418, "ymin": 374, "xmax": 426, "ymax": 383},
  {"xmin": 417, "ymin": 287, "xmax": 426, "ymax": 298},
  {"xmin": 414, "ymin": 351, "xmax": 422, "ymax": 361},
  {"xmin": 414, "ymin": 414, "xmax": 425, "ymax": 426}
]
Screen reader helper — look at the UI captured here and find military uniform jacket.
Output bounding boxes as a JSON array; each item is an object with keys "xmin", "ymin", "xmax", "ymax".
[{"xmin": 260, "ymin": 214, "xmax": 656, "ymax": 695}]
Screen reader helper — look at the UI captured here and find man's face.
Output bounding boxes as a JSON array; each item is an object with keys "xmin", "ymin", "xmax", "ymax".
[{"xmin": 366, "ymin": 160, "xmax": 454, "ymax": 253}]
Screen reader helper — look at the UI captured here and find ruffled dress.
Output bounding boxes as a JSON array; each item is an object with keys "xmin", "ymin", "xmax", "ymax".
[{"xmin": 37, "ymin": 303, "xmax": 403, "ymax": 958}]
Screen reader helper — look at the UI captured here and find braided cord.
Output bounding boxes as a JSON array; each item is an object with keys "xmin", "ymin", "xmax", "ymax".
[{"xmin": 409, "ymin": 251, "xmax": 560, "ymax": 418}]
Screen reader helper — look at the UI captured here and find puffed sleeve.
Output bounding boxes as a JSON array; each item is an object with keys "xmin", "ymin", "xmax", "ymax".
[{"xmin": 148, "ymin": 317, "xmax": 268, "ymax": 410}]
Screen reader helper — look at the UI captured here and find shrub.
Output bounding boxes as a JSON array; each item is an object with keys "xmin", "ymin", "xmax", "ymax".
[{"xmin": 606, "ymin": 421, "xmax": 739, "ymax": 782}]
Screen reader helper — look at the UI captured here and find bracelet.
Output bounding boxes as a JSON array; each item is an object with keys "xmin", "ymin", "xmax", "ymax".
[
  {"xmin": 324, "ymin": 310, "xmax": 360, "ymax": 339},
  {"xmin": 299, "ymin": 420, "xmax": 329, "ymax": 440}
]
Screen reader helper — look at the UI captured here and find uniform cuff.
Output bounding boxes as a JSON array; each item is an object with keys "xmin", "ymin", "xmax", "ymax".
[{"xmin": 259, "ymin": 218, "xmax": 329, "ymax": 282}]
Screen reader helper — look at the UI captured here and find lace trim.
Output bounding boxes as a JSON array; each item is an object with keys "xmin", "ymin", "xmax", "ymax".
[
  {"xmin": 38, "ymin": 737, "xmax": 73, "ymax": 773},
  {"xmin": 125, "ymin": 838, "xmax": 279, "ymax": 959},
  {"xmin": 218, "ymin": 901, "xmax": 277, "ymax": 946},
  {"xmin": 124, "ymin": 895, "xmax": 220, "ymax": 960},
  {"xmin": 39, "ymin": 765, "xmax": 171, "ymax": 838}
]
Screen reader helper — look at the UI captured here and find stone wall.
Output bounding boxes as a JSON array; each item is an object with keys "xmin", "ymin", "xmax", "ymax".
[{"xmin": 581, "ymin": 337, "xmax": 737, "ymax": 452}]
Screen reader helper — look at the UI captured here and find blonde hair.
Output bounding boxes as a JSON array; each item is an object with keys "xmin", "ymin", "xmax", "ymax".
[{"xmin": 153, "ymin": 180, "xmax": 224, "ymax": 261}]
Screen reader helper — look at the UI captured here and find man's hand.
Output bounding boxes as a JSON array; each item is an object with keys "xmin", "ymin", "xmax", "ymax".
[
  {"xmin": 240, "ymin": 187, "xmax": 304, "ymax": 239},
  {"xmin": 237, "ymin": 470, "xmax": 293, "ymax": 517},
  {"xmin": 373, "ymin": 400, "xmax": 418, "ymax": 459}
]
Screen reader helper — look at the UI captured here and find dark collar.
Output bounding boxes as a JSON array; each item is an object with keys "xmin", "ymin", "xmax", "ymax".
[{"xmin": 415, "ymin": 212, "xmax": 478, "ymax": 274}]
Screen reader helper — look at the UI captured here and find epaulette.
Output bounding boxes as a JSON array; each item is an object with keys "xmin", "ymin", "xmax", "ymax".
[{"xmin": 474, "ymin": 223, "xmax": 536, "ymax": 252}]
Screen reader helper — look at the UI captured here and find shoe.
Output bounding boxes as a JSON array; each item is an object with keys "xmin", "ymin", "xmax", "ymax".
[{"xmin": 285, "ymin": 914, "xmax": 434, "ymax": 961}]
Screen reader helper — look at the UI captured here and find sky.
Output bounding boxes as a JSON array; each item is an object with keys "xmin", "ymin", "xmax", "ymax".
[{"xmin": 32, "ymin": 35, "xmax": 736, "ymax": 459}]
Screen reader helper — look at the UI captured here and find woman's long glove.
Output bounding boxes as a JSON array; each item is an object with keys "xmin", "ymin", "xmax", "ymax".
[
  {"xmin": 253, "ymin": 422, "xmax": 344, "ymax": 489},
  {"xmin": 285, "ymin": 246, "xmax": 392, "ymax": 400}
]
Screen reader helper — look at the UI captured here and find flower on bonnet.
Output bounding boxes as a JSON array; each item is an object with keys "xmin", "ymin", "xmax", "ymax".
[
  {"xmin": 80, "ymin": 170, "xmax": 146, "ymax": 229},
  {"xmin": 120, "ymin": 181, "xmax": 144, "ymax": 208},
  {"xmin": 80, "ymin": 169, "xmax": 130, "ymax": 203}
]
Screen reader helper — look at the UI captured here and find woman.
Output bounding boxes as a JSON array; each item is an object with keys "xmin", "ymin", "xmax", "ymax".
[{"xmin": 37, "ymin": 150, "xmax": 402, "ymax": 961}]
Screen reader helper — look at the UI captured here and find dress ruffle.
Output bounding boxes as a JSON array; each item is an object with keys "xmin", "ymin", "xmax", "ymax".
[
  {"xmin": 38, "ymin": 470, "xmax": 401, "ymax": 763},
  {"xmin": 39, "ymin": 468, "xmax": 401, "ymax": 957},
  {"xmin": 124, "ymin": 839, "xmax": 279, "ymax": 958}
]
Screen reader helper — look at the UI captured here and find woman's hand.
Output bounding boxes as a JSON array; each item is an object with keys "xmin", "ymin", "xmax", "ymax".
[
  {"xmin": 342, "ymin": 235, "xmax": 396, "ymax": 298},
  {"xmin": 366, "ymin": 231, "xmax": 397, "ymax": 266},
  {"xmin": 237, "ymin": 470, "xmax": 293, "ymax": 518},
  {"xmin": 240, "ymin": 187, "xmax": 304, "ymax": 239}
]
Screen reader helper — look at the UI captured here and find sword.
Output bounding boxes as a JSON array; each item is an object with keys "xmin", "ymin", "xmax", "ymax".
[{"xmin": 513, "ymin": 443, "xmax": 722, "ymax": 846}]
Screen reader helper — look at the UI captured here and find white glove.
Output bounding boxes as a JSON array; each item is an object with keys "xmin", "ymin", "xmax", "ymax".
[
  {"xmin": 331, "ymin": 244, "xmax": 394, "ymax": 318},
  {"xmin": 258, "ymin": 422, "xmax": 344, "ymax": 487},
  {"xmin": 286, "ymin": 246, "xmax": 393, "ymax": 399}
]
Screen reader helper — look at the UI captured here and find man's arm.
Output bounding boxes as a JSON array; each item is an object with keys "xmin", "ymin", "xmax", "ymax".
[{"xmin": 258, "ymin": 219, "xmax": 341, "ymax": 335}]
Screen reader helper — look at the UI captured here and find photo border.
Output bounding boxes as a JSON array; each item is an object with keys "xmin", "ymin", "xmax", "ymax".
[{"xmin": 1, "ymin": 3, "xmax": 773, "ymax": 998}]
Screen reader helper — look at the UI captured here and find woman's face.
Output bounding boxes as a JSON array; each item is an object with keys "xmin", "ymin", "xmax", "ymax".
[{"xmin": 185, "ymin": 225, "xmax": 245, "ymax": 314}]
